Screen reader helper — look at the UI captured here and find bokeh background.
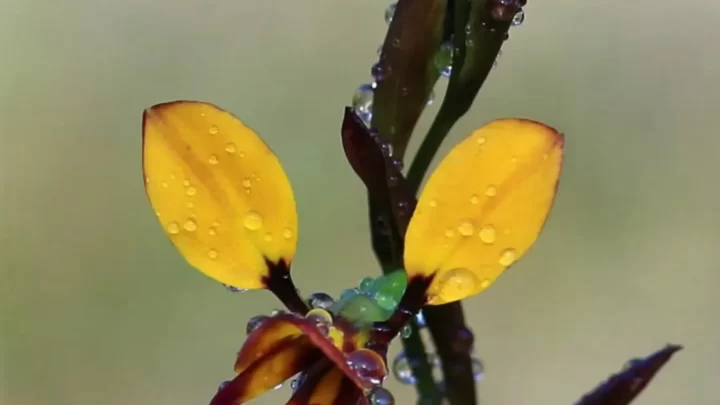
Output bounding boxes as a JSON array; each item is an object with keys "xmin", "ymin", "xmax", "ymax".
[{"xmin": 3, "ymin": 0, "xmax": 719, "ymax": 404}]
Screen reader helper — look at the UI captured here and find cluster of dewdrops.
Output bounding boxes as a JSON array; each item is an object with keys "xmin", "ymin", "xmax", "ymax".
[{"xmin": 351, "ymin": 2, "xmax": 525, "ymax": 128}]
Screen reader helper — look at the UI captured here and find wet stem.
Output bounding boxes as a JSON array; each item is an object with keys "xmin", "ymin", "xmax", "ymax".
[{"xmin": 365, "ymin": 1, "xmax": 518, "ymax": 404}]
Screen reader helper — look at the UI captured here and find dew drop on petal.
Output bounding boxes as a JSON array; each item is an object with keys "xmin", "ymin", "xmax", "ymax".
[
  {"xmin": 476, "ymin": 136, "xmax": 486, "ymax": 146},
  {"xmin": 370, "ymin": 386, "xmax": 395, "ymax": 405},
  {"xmin": 185, "ymin": 186, "xmax": 197, "ymax": 196},
  {"xmin": 282, "ymin": 227, "xmax": 293, "ymax": 239},
  {"xmin": 246, "ymin": 315, "xmax": 269, "ymax": 334},
  {"xmin": 208, "ymin": 154, "xmax": 219, "ymax": 165},
  {"xmin": 435, "ymin": 268, "xmax": 481, "ymax": 302},
  {"xmin": 457, "ymin": 220, "xmax": 475, "ymax": 237},
  {"xmin": 167, "ymin": 221, "xmax": 180, "ymax": 234},
  {"xmin": 209, "ymin": 227, "xmax": 217, "ymax": 236},
  {"xmin": 391, "ymin": 351, "xmax": 416, "ymax": 385},
  {"xmin": 445, "ymin": 228, "xmax": 455, "ymax": 238},
  {"xmin": 429, "ymin": 199, "xmax": 438, "ymax": 208},
  {"xmin": 242, "ymin": 178, "xmax": 252, "ymax": 188},
  {"xmin": 263, "ymin": 232, "xmax": 273, "ymax": 242},
  {"xmin": 306, "ymin": 308, "xmax": 333, "ymax": 326},
  {"xmin": 346, "ymin": 349, "xmax": 387, "ymax": 386},
  {"xmin": 480, "ymin": 278, "xmax": 491, "ymax": 289},
  {"xmin": 242, "ymin": 211, "xmax": 263, "ymax": 231},
  {"xmin": 479, "ymin": 225, "xmax": 496, "ymax": 244},
  {"xmin": 224, "ymin": 284, "xmax": 247, "ymax": 293},
  {"xmin": 208, "ymin": 249, "xmax": 218, "ymax": 260},
  {"xmin": 208, "ymin": 125, "xmax": 219, "ymax": 135},
  {"xmin": 217, "ymin": 380, "xmax": 231, "ymax": 392},
  {"xmin": 183, "ymin": 218, "xmax": 198, "ymax": 232},
  {"xmin": 161, "ymin": 181, "xmax": 168, "ymax": 188},
  {"xmin": 225, "ymin": 143, "xmax": 237, "ymax": 153},
  {"xmin": 499, "ymin": 248, "xmax": 517, "ymax": 266},
  {"xmin": 272, "ymin": 382, "xmax": 283, "ymax": 390},
  {"xmin": 307, "ymin": 292, "xmax": 335, "ymax": 309},
  {"xmin": 485, "ymin": 185, "xmax": 497, "ymax": 197},
  {"xmin": 352, "ymin": 84, "xmax": 374, "ymax": 126},
  {"xmin": 470, "ymin": 194, "xmax": 480, "ymax": 205}
]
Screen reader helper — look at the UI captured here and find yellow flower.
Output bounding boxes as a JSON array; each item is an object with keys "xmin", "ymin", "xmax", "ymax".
[{"xmin": 142, "ymin": 101, "xmax": 563, "ymax": 404}]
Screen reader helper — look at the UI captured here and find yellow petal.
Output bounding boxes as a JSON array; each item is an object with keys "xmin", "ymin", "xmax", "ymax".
[
  {"xmin": 404, "ymin": 119, "xmax": 564, "ymax": 305},
  {"xmin": 142, "ymin": 101, "xmax": 298, "ymax": 289}
]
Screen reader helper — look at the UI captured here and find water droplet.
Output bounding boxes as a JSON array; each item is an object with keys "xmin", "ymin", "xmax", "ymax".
[
  {"xmin": 208, "ymin": 154, "xmax": 219, "ymax": 165},
  {"xmin": 185, "ymin": 186, "xmax": 197, "ymax": 196},
  {"xmin": 435, "ymin": 268, "xmax": 481, "ymax": 302},
  {"xmin": 306, "ymin": 308, "xmax": 333, "ymax": 332},
  {"xmin": 512, "ymin": 9, "xmax": 525, "ymax": 26},
  {"xmin": 225, "ymin": 143, "xmax": 237, "ymax": 153},
  {"xmin": 183, "ymin": 179, "xmax": 190, "ymax": 186},
  {"xmin": 457, "ymin": 220, "xmax": 475, "ymax": 236},
  {"xmin": 144, "ymin": 176, "xmax": 150, "ymax": 184},
  {"xmin": 499, "ymin": 248, "xmax": 517, "ymax": 266},
  {"xmin": 183, "ymin": 219, "xmax": 197, "ymax": 232},
  {"xmin": 282, "ymin": 228, "xmax": 293, "ymax": 239},
  {"xmin": 480, "ymin": 278, "xmax": 491, "ymax": 289},
  {"xmin": 371, "ymin": 62, "xmax": 386, "ymax": 81},
  {"xmin": 401, "ymin": 323, "xmax": 412, "ymax": 338},
  {"xmin": 161, "ymin": 181, "xmax": 168, "ymax": 188},
  {"xmin": 434, "ymin": 41, "xmax": 453, "ymax": 77},
  {"xmin": 209, "ymin": 227, "xmax": 217, "ymax": 236},
  {"xmin": 391, "ymin": 351, "xmax": 416, "ymax": 385},
  {"xmin": 272, "ymin": 382, "xmax": 283, "ymax": 390},
  {"xmin": 167, "ymin": 222, "xmax": 180, "ymax": 234},
  {"xmin": 445, "ymin": 228, "xmax": 455, "ymax": 238},
  {"xmin": 472, "ymin": 357, "xmax": 485, "ymax": 381},
  {"xmin": 290, "ymin": 373, "xmax": 305, "ymax": 391},
  {"xmin": 224, "ymin": 284, "xmax": 247, "ymax": 293},
  {"xmin": 384, "ymin": 2, "xmax": 396, "ymax": 24},
  {"xmin": 380, "ymin": 142, "xmax": 393, "ymax": 157},
  {"xmin": 476, "ymin": 136, "xmax": 486, "ymax": 146},
  {"xmin": 391, "ymin": 157, "xmax": 404, "ymax": 170},
  {"xmin": 217, "ymin": 380, "xmax": 231, "ymax": 392},
  {"xmin": 346, "ymin": 349, "xmax": 387, "ymax": 386},
  {"xmin": 479, "ymin": 225, "xmax": 496, "ymax": 244},
  {"xmin": 209, "ymin": 125, "xmax": 219, "ymax": 135},
  {"xmin": 208, "ymin": 249, "xmax": 218, "ymax": 260},
  {"xmin": 307, "ymin": 292, "xmax": 335, "ymax": 309},
  {"xmin": 426, "ymin": 90, "xmax": 435, "ymax": 106},
  {"xmin": 245, "ymin": 315, "xmax": 269, "ymax": 335},
  {"xmin": 415, "ymin": 310, "xmax": 426, "ymax": 328},
  {"xmin": 359, "ymin": 277, "xmax": 375, "ymax": 292},
  {"xmin": 187, "ymin": 202, "xmax": 194, "ymax": 209},
  {"xmin": 429, "ymin": 199, "xmax": 438, "ymax": 208},
  {"xmin": 243, "ymin": 211, "xmax": 263, "ymax": 231},
  {"xmin": 370, "ymin": 387, "xmax": 395, "ymax": 405},
  {"xmin": 352, "ymin": 84, "xmax": 374, "ymax": 126},
  {"xmin": 242, "ymin": 178, "xmax": 252, "ymax": 188},
  {"xmin": 263, "ymin": 233, "xmax": 273, "ymax": 242},
  {"xmin": 470, "ymin": 194, "xmax": 480, "ymax": 204},
  {"xmin": 486, "ymin": 185, "xmax": 498, "ymax": 197}
]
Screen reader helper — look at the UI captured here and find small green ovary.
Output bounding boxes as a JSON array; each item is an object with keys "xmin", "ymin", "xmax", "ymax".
[{"xmin": 330, "ymin": 270, "xmax": 408, "ymax": 326}]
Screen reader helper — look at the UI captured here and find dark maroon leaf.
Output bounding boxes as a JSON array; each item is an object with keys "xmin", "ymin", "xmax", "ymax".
[{"xmin": 575, "ymin": 344, "xmax": 682, "ymax": 405}]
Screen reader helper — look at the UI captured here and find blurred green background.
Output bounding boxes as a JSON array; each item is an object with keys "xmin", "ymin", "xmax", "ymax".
[{"xmin": 2, "ymin": 0, "xmax": 719, "ymax": 404}]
